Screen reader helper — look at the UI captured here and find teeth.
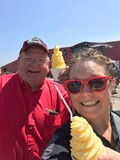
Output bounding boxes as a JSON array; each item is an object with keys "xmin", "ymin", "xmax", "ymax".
[{"xmin": 82, "ymin": 101, "xmax": 97, "ymax": 106}]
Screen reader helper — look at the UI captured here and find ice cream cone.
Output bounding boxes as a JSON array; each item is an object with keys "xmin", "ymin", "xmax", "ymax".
[
  {"xmin": 50, "ymin": 45, "xmax": 66, "ymax": 81},
  {"xmin": 50, "ymin": 68, "xmax": 65, "ymax": 81},
  {"xmin": 70, "ymin": 116, "xmax": 105, "ymax": 160}
]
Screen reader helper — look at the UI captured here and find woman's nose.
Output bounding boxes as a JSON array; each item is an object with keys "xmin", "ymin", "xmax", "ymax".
[{"xmin": 81, "ymin": 83, "xmax": 92, "ymax": 93}]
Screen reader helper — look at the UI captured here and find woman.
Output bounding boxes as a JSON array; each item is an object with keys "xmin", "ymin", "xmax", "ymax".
[{"xmin": 42, "ymin": 48, "xmax": 120, "ymax": 160}]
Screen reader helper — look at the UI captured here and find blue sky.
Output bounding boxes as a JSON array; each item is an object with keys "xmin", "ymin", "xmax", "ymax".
[{"xmin": 0, "ymin": 0, "xmax": 120, "ymax": 67}]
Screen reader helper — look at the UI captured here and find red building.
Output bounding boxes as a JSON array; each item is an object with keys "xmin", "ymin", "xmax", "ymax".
[{"xmin": 1, "ymin": 40, "xmax": 120, "ymax": 74}]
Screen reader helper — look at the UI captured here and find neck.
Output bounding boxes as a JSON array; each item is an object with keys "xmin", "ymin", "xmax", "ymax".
[
  {"xmin": 26, "ymin": 80, "xmax": 44, "ymax": 92},
  {"xmin": 30, "ymin": 86, "xmax": 40, "ymax": 92},
  {"xmin": 88, "ymin": 113, "xmax": 112, "ymax": 143}
]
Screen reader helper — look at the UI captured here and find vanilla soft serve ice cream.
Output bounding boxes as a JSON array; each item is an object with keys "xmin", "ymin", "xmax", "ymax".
[
  {"xmin": 51, "ymin": 45, "xmax": 66, "ymax": 69},
  {"xmin": 50, "ymin": 45, "xmax": 66, "ymax": 81},
  {"xmin": 70, "ymin": 116, "xmax": 105, "ymax": 160}
]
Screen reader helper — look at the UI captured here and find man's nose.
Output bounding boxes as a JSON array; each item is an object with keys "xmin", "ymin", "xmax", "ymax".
[{"xmin": 31, "ymin": 59, "xmax": 40, "ymax": 66}]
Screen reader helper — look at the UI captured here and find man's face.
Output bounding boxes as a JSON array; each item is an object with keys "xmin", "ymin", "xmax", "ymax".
[{"xmin": 18, "ymin": 46, "xmax": 50, "ymax": 90}]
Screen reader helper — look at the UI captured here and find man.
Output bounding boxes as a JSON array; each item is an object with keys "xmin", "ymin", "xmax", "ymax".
[{"xmin": 0, "ymin": 37, "xmax": 71, "ymax": 160}]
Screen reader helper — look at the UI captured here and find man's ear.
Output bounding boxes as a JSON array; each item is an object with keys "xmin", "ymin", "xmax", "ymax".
[
  {"xmin": 17, "ymin": 56, "xmax": 21, "ymax": 68},
  {"xmin": 49, "ymin": 60, "xmax": 52, "ymax": 67}
]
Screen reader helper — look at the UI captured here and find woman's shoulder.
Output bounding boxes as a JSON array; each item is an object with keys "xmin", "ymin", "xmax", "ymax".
[
  {"xmin": 112, "ymin": 110, "xmax": 120, "ymax": 117},
  {"xmin": 111, "ymin": 110, "xmax": 120, "ymax": 137},
  {"xmin": 42, "ymin": 121, "xmax": 72, "ymax": 160},
  {"xmin": 55, "ymin": 120, "xmax": 71, "ymax": 136}
]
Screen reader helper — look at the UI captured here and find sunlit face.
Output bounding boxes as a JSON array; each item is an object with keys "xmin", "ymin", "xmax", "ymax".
[
  {"xmin": 18, "ymin": 46, "xmax": 50, "ymax": 90},
  {"xmin": 69, "ymin": 60, "xmax": 115, "ymax": 120}
]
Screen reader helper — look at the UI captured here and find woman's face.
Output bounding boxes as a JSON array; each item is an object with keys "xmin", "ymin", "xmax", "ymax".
[{"xmin": 69, "ymin": 60, "xmax": 114, "ymax": 120}]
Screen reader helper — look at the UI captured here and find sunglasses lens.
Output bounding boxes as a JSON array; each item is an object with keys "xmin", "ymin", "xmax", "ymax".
[
  {"xmin": 89, "ymin": 78, "xmax": 106, "ymax": 91},
  {"xmin": 67, "ymin": 81, "xmax": 82, "ymax": 93}
]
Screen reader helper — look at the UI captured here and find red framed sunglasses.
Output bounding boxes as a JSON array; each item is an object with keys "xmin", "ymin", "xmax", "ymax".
[{"xmin": 64, "ymin": 76, "xmax": 112, "ymax": 94}]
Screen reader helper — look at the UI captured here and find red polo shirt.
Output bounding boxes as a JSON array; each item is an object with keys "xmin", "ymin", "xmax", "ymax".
[{"xmin": 0, "ymin": 73, "xmax": 71, "ymax": 160}]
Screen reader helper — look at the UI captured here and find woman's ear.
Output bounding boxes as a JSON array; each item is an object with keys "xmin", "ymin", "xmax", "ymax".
[{"xmin": 110, "ymin": 78, "xmax": 116, "ymax": 93}]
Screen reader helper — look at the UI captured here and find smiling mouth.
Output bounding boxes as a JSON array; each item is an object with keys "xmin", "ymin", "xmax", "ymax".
[
  {"xmin": 81, "ymin": 101, "xmax": 99, "ymax": 106},
  {"xmin": 28, "ymin": 70, "xmax": 39, "ymax": 73}
]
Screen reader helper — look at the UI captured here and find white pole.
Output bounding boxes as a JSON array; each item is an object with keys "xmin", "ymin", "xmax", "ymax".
[{"xmin": 54, "ymin": 84, "xmax": 73, "ymax": 121}]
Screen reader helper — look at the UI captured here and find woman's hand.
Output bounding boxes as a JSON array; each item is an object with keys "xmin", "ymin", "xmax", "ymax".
[{"xmin": 97, "ymin": 147, "xmax": 120, "ymax": 160}]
